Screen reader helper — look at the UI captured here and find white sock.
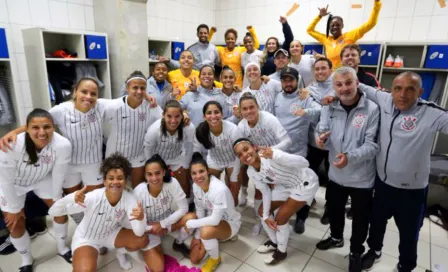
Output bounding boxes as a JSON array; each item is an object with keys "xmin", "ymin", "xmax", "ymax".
[
  {"xmin": 53, "ymin": 220, "xmax": 70, "ymax": 255},
  {"xmin": 254, "ymin": 199, "xmax": 262, "ymax": 218},
  {"xmin": 276, "ymin": 224, "xmax": 290, "ymax": 253},
  {"xmin": 260, "ymin": 217, "xmax": 277, "ymax": 244},
  {"xmin": 187, "ymin": 196, "xmax": 194, "ymax": 204},
  {"xmin": 241, "ymin": 187, "xmax": 248, "ymax": 194},
  {"xmin": 201, "ymin": 238, "xmax": 219, "ymax": 259},
  {"xmin": 10, "ymin": 232, "xmax": 33, "ymax": 267},
  {"xmin": 116, "ymin": 248, "xmax": 132, "ymax": 270},
  {"xmin": 174, "ymin": 227, "xmax": 190, "ymax": 243}
]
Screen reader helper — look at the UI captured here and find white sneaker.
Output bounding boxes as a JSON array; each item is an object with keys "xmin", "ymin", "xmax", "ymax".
[
  {"xmin": 239, "ymin": 190, "xmax": 247, "ymax": 206},
  {"xmin": 252, "ymin": 222, "xmax": 262, "ymax": 236},
  {"xmin": 257, "ymin": 240, "xmax": 278, "ymax": 253}
]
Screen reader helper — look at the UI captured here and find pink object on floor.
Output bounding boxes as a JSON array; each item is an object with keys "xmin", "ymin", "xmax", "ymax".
[{"xmin": 146, "ymin": 254, "xmax": 201, "ymax": 272}]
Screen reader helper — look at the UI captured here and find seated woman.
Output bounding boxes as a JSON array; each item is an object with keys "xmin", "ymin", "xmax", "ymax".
[
  {"xmin": 134, "ymin": 154, "xmax": 189, "ymax": 272},
  {"xmin": 48, "ymin": 153, "xmax": 149, "ymax": 272},
  {"xmin": 176, "ymin": 152, "xmax": 242, "ymax": 272},
  {"xmin": 233, "ymin": 139, "xmax": 319, "ymax": 265}
]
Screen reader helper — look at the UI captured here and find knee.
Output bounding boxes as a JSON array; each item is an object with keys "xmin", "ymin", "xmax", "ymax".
[
  {"xmin": 190, "ymin": 253, "xmax": 203, "ymax": 265},
  {"xmin": 184, "ymin": 212, "xmax": 198, "ymax": 222},
  {"xmin": 199, "ymin": 226, "xmax": 216, "ymax": 240},
  {"xmin": 73, "ymin": 262, "xmax": 96, "ymax": 272},
  {"xmin": 127, "ymin": 235, "xmax": 149, "ymax": 251},
  {"xmin": 53, "ymin": 215, "xmax": 68, "ymax": 224}
]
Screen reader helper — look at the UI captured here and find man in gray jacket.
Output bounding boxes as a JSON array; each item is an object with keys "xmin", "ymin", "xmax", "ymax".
[
  {"xmin": 357, "ymin": 72, "xmax": 448, "ymax": 272},
  {"xmin": 315, "ymin": 67, "xmax": 379, "ymax": 272}
]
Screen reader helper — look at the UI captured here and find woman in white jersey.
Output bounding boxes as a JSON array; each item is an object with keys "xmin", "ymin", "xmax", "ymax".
[
  {"xmin": 194, "ymin": 101, "xmax": 242, "ymax": 205},
  {"xmin": 233, "ymin": 138, "xmax": 319, "ymax": 265},
  {"xmin": 242, "ymin": 62, "xmax": 282, "ymax": 114},
  {"xmin": 237, "ymin": 92, "xmax": 292, "ymax": 235},
  {"xmin": 0, "ymin": 109, "xmax": 72, "ymax": 271},
  {"xmin": 143, "ymin": 100, "xmax": 195, "ymax": 201},
  {"xmin": 134, "ymin": 154, "xmax": 189, "ymax": 272},
  {"xmin": 219, "ymin": 66, "xmax": 242, "ymax": 124},
  {"xmin": 177, "ymin": 152, "xmax": 241, "ymax": 272},
  {"xmin": 104, "ymin": 71, "xmax": 162, "ymax": 188},
  {"xmin": 241, "ymin": 33, "xmax": 263, "ymax": 88},
  {"xmin": 48, "ymin": 153, "xmax": 148, "ymax": 272},
  {"xmin": 289, "ymin": 40, "xmax": 315, "ymax": 87}
]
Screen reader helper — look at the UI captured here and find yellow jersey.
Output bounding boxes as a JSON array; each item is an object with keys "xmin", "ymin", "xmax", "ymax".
[{"xmin": 167, "ymin": 69, "xmax": 222, "ymax": 100}]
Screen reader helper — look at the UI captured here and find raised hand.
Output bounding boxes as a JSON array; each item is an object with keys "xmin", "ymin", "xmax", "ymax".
[
  {"xmin": 246, "ymin": 25, "xmax": 253, "ymax": 30},
  {"xmin": 279, "ymin": 16, "xmax": 287, "ymax": 24},
  {"xmin": 0, "ymin": 131, "xmax": 18, "ymax": 152},
  {"xmin": 312, "ymin": 50, "xmax": 325, "ymax": 60},
  {"xmin": 258, "ymin": 147, "xmax": 273, "ymax": 159},
  {"xmin": 144, "ymin": 93, "xmax": 158, "ymax": 108},
  {"xmin": 299, "ymin": 88, "xmax": 310, "ymax": 100},
  {"xmin": 211, "ymin": 26, "xmax": 217, "ymax": 33},
  {"xmin": 75, "ymin": 185, "xmax": 88, "ymax": 208},
  {"xmin": 183, "ymin": 111, "xmax": 191, "ymax": 126},
  {"xmin": 232, "ymin": 105, "xmax": 241, "ymax": 119},
  {"xmin": 130, "ymin": 200, "xmax": 144, "ymax": 221},
  {"xmin": 187, "ymin": 78, "xmax": 198, "ymax": 92},
  {"xmin": 261, "ymin": 75, "xmax": 270, "ymax": 84},
  {"xmin": 172, "ymin": 86, "xmax": 181, "ymax": 98},
  {"xmin": 318, "ymin": 5, "xmax": 330, "ymax": 17}
]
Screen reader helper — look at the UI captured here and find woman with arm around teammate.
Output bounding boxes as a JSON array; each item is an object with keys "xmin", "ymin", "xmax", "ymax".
[
  {"xmin": 306, "ymin": 0, "xmax": 382, "ymax": 69},
  {"xmin": 134, "ymin": 154, "xmax": 190, "ymax": 272},
  {"xmin": 48, "ymin": 153, "xmax": 149, "ymax": 272},
  {"xmin": 0, "ymin": 109, "xmax": 72, "ymax": 271},
  {"xmin": 177, "ymin": 152, "xmax": 242, "ymax": 272},
  {"xmin": 194, "ymin": 101, "xmax": 243, "ymax": 205},
  {"xmin": 233, "ymin": 139, "xmax": 319, "ymax": 264},
  {"xmin": 143, "ymin": 100, "xmax": 195, "ymax": 203}
]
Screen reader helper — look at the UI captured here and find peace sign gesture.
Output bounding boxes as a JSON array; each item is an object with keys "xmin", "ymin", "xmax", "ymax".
[
  {"xmin": 187, "ymin": 78, "xmax": 198, "ymax": 92},
  {"xmin": 258, "ymin": 147, "xmax": 273, "ymax": 159},
  {"xmin": 75, "ymin": 185, "xmax": 88, "ymax": 208},
  {"xmin": 130, "ymin": 200, "xmax": 144, "ymax": 221},
  {"xmin": 318, "ymin": 5, "xmax": 330, "ymax": 17}
]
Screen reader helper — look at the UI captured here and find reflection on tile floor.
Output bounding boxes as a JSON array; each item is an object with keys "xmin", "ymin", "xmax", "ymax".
[{"xmin": 1, "ymin": 185, "xmax": 446, "ymax": 272}]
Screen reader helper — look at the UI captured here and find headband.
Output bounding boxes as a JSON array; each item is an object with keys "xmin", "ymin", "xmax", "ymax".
[
  {"xmin": 244, "ymin": 62, "xmax": 261, "ymax": 76},
  {"xmin": 126, "ymin": 76, "xmax": 146, "ymax": 84},
  {"xmin": 233, "ymin": 140, "xmax": 252, "ymax": 149}
]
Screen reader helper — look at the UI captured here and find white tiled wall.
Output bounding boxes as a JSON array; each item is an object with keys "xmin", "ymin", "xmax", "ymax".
[
  {"xmin": 213, "ymin": 0, "xmax": 448, "ymax": 45},
  {"xmin": 0, "ymin": 0, "xmax": 95, "ymax": 124},
  {"xmin": 147, "ymin": 0, "xmax": 216, "ymax": 48}
]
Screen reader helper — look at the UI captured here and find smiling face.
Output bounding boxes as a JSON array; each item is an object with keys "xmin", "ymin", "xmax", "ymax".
[
  {"xmin": 246, "ymin": 65, "xmax": 261, "ymax": 83},
  {"xmin": 281, "ymin": 76, "xmax": 298, "ymax": 93},
  {"xmin": 333, "ymin": 72, "xmax": 359, "ymax": 105},
  {"xmin": 240, "ymin": 98, "xmax": 259, "ymax": 124},
  {"xmin": 314, "ymin": 60, "xmax": 332, "ymax": 82},
  {"xmin": 26, "ymin": 117, "xmax": 54, "ymax": 150},
  {"xmin": 225, "ymin": 32, "xmax": 236, "ymax": 50},
  {"xmin": 274, "ymin": 53, "xmax": 289, "ymax": 70},
  {"xmin": 127, "ymin": 78, "xmax": 147, "ymax": 102},
  {"xmin": 163, "ymin": 106, "xmax": 183, "ymax": 132},
  {"xmin": 204, "ymin": 103, "xmax": 223, "ymax": 129},
  {"xmin": 145, "ymin": 162, "xmax": 166, "ymax": 188},
  {"xmin": 234, "ymin": 141, "xmax": 258, "ymax": 166},
  {"xmin": 391, "ymin": 74, "xmax": 423, "ymax": 111},
  {"xmin": 197, "ymin": 27, "xmax": 209, "ymax": 43},
  {"xmin": 341, "ymin": 48, "xmax": 360, "ymax": 70},
  {"xmin": 330, "ymin": 18, "xmax": 343, "ymax": 38},
  {"xmin": 200, "ymin": 66, "xmax": 214, "ymax": 89},
  {"xmin": 190, "ymin": 163, "xmax": 209, "ymax": 189},
  {"xmin": 266, "ymin": 38, "xmax": 278, "ymax": 53},
  {"xmin": 74, "ymin": 79, "xmax": 99, "ymax": 112},
  {"xmin": 154, "ymin": 63, "xmax": 168, "ymax": 82},
  {"xmin": 180, "ymin": 51, "xmax": 194, "ymax": 69},
  {"xmin": 244, "ymin": 36, "xmax": 255, "ymax": 53},
  {"xmin": 104, "ymin": 168, "xmax": 126, "ymax": 194},
  {"xmin": 220, "ymin": 69, "xmax": 235, "ymax": 89},
  {"xmin": 289, "ymin": 41, "xmax": 303, "ymax": 57}
]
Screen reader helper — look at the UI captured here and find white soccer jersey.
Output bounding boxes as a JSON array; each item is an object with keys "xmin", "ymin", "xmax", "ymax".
[
  {"xmin": 0, "ymin": 132, "xmax": 72, "ymax": 211},
  {"xmin": 105, "ymin": 96, "xmax": 162, "ymax": 160},
  {"xmin": 134, "ymin": 178, "xmax": 188, "ymax": 228},
  {"xmin": 241, "ymin": 80, "xmax": 282, "ymax": 113},
  {"xmin": 186, "ymin": 176, "xmax": 241, "ymax": 229},
  {"xmin": 48, "ymin": 188, "xmax": 146, "ymax": 240},
  {"xmin": 50, "ymin": 100, "xmax": 108, "ymax": 164},
  {"xmin": 221, "ymin": 90, "xmax": 242, "ymax": 124},
  {"xmin": 238, "ymin": 111, "xmax": 291, "ymax": 151},
  {"xmin": 241, "ymin": 50, "xmax": 263, "ymax": 88},
  {"xmin": 143, "ymin": 118, "xmax": 195, "ymax": 166},
  {"xmin": 193, "ymin": 120, "xmax": 242, "ymax": 166}
]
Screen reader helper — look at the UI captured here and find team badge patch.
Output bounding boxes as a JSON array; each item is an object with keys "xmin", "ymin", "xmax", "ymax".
[
  {"xmin": 115, "ymin": 209, "xmax": 123, "ymax": 219},
  {"xmin": 290, "ymin": 103, "xmax": 300, "ymax": 114},
  {"xmin": 352, "ymin": 113, "xmax": 366, "ymax": 128},
  {"xmin": 41, "ymin": 154, "xmax": 53, "ymax": 164},
  {"xmin": 205, "ymin": 199, "xmax": 213, "ymax": 209},
  {"xmin": 401, "ymin": 116, "xmax": 417, "ymax": 131},
  {"xmin": 88, "ymin": 113, "xmax": 96, "ymax": 123},
  {"xmin": 160, "ymin": 196, "xmax": 169, "ymax": 206},
  {"xmin": 139, "ymin": 112, "xmax": 147, "ymax": 121}
]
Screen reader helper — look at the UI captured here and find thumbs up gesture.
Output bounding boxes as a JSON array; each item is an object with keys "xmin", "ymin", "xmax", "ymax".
[
  {"xmin": 130, "ymin": 200, "xmax": 144, "ymax": 221},
  {"xmin": 75, "ymin": 185, "xmax": 88, "ymax": 208}
]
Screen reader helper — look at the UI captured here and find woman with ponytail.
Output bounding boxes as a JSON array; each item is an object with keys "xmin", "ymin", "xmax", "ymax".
[
  {"xmin": 176, "ymin": 152, "xmax": 241, "ymax": 272},
  {"xmin": 143, "ymin": 100, "xmax": 195, "ymax": 201},
  {"xmin": 306, "ymin": 0, "xmax": 382, "ymax": 69},
  {"xmin": 194, "ymin": 101, "xmax": 242, "ymax": 205},
  {"xmin": 0, "ymin": 109, "xmax": 73, "ymax": 270},
  {"xmin": 134, "ymin": 154, "xmax": 189, "ymax": 272}
]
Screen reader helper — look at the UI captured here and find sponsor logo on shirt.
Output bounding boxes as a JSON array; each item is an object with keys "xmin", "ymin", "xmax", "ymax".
[
  {"xmin": 352, "ymin": 113, "xmax": 366, "ymax": 128},
  {"xmin": 401, "ymin": 116, "xmax": 417, "ymax": 131},
  {"xmin": 41, "ymin": 154, "xmax": 53, "ymax": 164}
]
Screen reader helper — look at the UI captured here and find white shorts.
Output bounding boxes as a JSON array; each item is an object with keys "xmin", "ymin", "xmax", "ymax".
[
  {"xmin": 271, "ymin": 174, "xmax": 319, "ymax": 206},
  {"xmin": 165, "ymin": 155, "xmax": 187, "ymax": 171},
  {"xmin": 142, "ymin": 234, "xmax": 162, "ymax": 251},
  {"xmin": 129, "ymin": 153, "xmax": 146, "ymax": 168},
  {"xmin": 0, "ymin": 175, "xmax": 53, "ymax": 213},
  {"xmin": 222, "ymin": 217, "xmax": 241, "ymax": 241},
  {"xmin": 71, "ymin": 228, "xmax": 121, "ymax": 253},
  {"xmin": 206, "ymin": 157, "xmax": 241, "ymax": 182},
  {"xmin": 63, "ymin": 163, "xmax": 103, "ymax": 188}
]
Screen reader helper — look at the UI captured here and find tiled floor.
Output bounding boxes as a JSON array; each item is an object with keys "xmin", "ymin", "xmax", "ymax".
[{"xmin": 1, "ymin": 186, "xmax": 447, "ymax": 272}]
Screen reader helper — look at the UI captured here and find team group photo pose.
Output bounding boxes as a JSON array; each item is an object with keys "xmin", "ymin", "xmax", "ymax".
[{"xmin": 1, "ymin": 0, "xmax": 448, "ymax": 272}]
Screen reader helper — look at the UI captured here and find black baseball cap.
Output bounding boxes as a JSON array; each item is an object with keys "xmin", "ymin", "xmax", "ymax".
[
  {"xmin": 280, "ymin": 67, "xmax": 299, "ymax": 81},
  {"xmin": 274, "ymin": 48, "xmax": 289, "ymax": 58}
]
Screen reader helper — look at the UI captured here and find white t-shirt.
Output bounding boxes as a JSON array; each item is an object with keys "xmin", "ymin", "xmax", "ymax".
[
  {"xmin": 238, "ymin": 111, "xmax": 291, "ymax": 151},
  {"xmin": 288, "ymin": 55, "xmax": 316, "ymax": 87},
  {"xmin": 241, "ymin": 80, "xmax": 282, "ymax": 114},
  {"xmin": 104, "ymin": 96, "xmax": 162, "ymax": 160},
  {"xmin": 0, "ymin": 132, "xmax": 72, "ymax": 211},
  {"xmin": 186, "ymin": 176, "xmax": 241, "ymax": 229},
  {"xmin": 134, "ymin": 178, "xmax": 188, "ymax": 229},
  {"xmin": 241, "ymin": 50, "xmax": 263, "ymax": 88},
  {"xmin": 48, "ymin": 188, "xmax": 146, "ymax": 240}
]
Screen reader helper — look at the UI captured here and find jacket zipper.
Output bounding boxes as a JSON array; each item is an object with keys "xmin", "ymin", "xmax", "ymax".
[{"xmin": 383, "ymin": 110, "xmax": 400, "ymax": 182}]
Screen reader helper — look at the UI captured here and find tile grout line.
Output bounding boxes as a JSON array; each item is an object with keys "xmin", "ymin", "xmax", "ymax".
[
  {"xmin": 301, "ymin": 226, "xmax": 331, "ymax": 272},
  {"xmin": 428, "ymin": 220, "xmax": 432, "ymax": 270}
]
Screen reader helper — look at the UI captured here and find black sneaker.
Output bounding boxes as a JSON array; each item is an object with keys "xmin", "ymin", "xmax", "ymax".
[
  {"xmin": 294, "ymin": 218, "xmax": 305, "ymax": 234},
  {"xmin": 0, "ymin": 236, "xmax": 16, "ymax": 255},
  {"xmin": 361, "ymin": 249, "xmax": 381, "ymax": 270},
  {"xmin": 349, "ymin": 252, "xmax": 362, "ymax": 272},
  {"xmin": 257, "ymin": 240, "xmax": 278, "ymax": 253},
  {"xmin": 263, "ymin": 249, "xmax": 287, "ymax": 264},
  {"xmin": 26, "ymin": 217, "xmax": 47, "ymax": 240},
  {"xmin": 316, "ymin": 236, "xmax": 344, "ymax": 250},
  {"xmin": 19, "ymin": 264, "xmax": 33, "ymax": 272},
  {"xmin": 346, "ymin": 208, "xmax": 353, "ymax": 220},
  {"xmin": 320, "ymin": 208, "xmax": 330, "ymax": 225},
  {"xmin": 172, "ymin": 240, "xmax": 190, "ymax": 259}
]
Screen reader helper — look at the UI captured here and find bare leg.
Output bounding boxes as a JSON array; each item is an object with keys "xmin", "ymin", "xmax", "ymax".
[
  {"xmin": 73, "ymin": 246, "xmax": 99, "ymax": 272},
  {"xmin": 114, "ymin": 228, "xmax": 149, "ymax": 251},
  {"xmin": 142, "ymin": 245, "xmax": 165, "ymax": 272},
  {"xmin": 131, "ymin": 166, "xmax": 145, "ymax": 189}
]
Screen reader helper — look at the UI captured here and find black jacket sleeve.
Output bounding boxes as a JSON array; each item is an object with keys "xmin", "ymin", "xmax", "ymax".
[{"xmin": 281, "ymin": 22, "xmax": 294, "ymax": 51}]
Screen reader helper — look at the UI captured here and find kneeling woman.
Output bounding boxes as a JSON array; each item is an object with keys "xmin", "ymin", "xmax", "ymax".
[
  {"xmin": 49, "ymin": 153, "xmax": 148, "ymax": 272},
  {"xmin": 134, "ymin": 154, "xmax": 189, "ymax": 272},
  {"xmin": 177, "ymin": 153, "xmax": 242, "ymax": 272},
  {"xmin": 233, "ymin": 139, "xmax": 318, "ymax": 264}
]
